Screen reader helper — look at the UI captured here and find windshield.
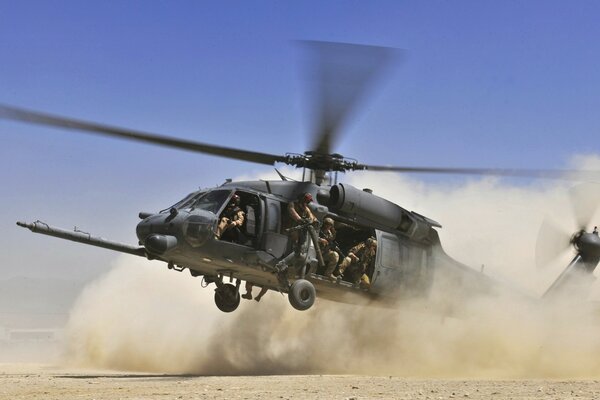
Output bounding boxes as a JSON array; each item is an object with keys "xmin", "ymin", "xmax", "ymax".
[
  {"xmin": 189, "ymin": 189, "xmax": 231, "ymax": 214},
  {"xmin": 163, "ymin": 189, "xmax": 231, "ymax": 214},
  {"xmin": 161, "ymin": 191, "xmax": 204, "ymax": 212}
]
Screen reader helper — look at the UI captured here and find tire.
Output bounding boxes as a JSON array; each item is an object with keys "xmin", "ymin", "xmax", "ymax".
[
  {"xmin": 288, "ymin": 279, "xmax": 316, "ymax": 311},
  {"xmin": 214, "ymin": 283, "xmax": 241, "ymax": 313}
]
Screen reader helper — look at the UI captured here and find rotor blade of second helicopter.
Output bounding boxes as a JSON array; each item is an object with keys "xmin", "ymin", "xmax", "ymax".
[
  {"xmin": 0, "ymin": 104, "xmax": 287, "ymax": 166},
  {"xmin": 535, "ymin": 218, "xmax": 571, "ymax": 269},
  {"xmin": 303, "ymin": 41, "xmax": 400, "ymax": 155},
  {"xmin": 569, "ymin": 183, "xmax": 600, "ymax": 230},
  {"xmin": 360, "ymin": 164, "xmax": 600, "ymax": 181}
]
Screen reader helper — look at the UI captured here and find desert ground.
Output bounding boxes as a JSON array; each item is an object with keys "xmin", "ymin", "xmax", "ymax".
[
  {"xmin": 1, "ymin": 363, "xmax": 600, "ymax": 400},
  {"xmin": 6, "ymin": 269, "xmax": 600, "ymax": 400}
]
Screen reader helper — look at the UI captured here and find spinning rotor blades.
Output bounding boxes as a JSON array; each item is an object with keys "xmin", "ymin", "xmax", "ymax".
[
  {"xmin": 535, "ymin": 183, "xmax": 600, "ymax": 269},
  {"xmin": 535, "ymin": 219, "xmax": 571, "ymax": 269},
  {"xmin": 2, "ymin": 102, "xmax": 599, "ymax": 181},
  {"xmin": 0, "ymin": 104, "xmax": 287, "ymax": 166},
  {"xmin": 303, "ymin": 41, "xmax": 399, "ymax": 156},
  {"xmin": 359, "ymin": 164, "xmax": 600, "ymax": 181},
  {"xmin": 1, "ymin": 41, "xmax": 600, "ymax": 182},
  {"xmin": 570, "ymin": 183, "xmax": 600, "ymax": 230}
]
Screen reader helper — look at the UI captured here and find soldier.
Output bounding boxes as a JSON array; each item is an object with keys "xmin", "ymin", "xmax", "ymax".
[
  {"xmin": 242, "ymin": 282, "xmax": 268, "ymax": 302},
  {"xmin": 216, "ymin": 194, "xmax": 245, "ymax": 241},
  {"xmin": 287, "ymin": 192, "xmax": 317, "ymax": 252},
  {"xmin": 337, "ymin": 237, "xmax": 377, "ymax": 289},
  {"xmin": 272, "ymin": 193, "xmax": 318, "ymax": 285},
  {"xmin": 319, "ymin": 217, "xmax": 340, "ymax": 281}
]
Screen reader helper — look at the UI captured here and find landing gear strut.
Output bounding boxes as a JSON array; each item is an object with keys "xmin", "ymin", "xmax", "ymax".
[{"xmin": 214, "ymin": 283, "xmax": 241, "ymax": 312}]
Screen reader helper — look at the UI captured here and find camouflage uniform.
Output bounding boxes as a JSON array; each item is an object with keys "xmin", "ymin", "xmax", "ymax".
[
  {"xmin": 242, "ymin": 281, "xmax": 268, "ymax": 302},
  {"xmin": 319, "ymin": 223, "xmax": 340, "ymax": 279},
  {"xmin": 337, "ymin": 239, "xmax": 377, "ymax": 289},
  {"xmin": 273, "ymin": 193, "xmax": 318, "ymax": 284},
  {"xmin": 287, "ymin": 194, "xmax": 316, "ymax": 252},
  {"xmin": 216, "ymin": 199, "xmax": 245, "ymax": 240}
]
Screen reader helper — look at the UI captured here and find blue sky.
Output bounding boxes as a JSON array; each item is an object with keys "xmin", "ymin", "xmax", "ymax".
[{"xmin": 1, "ymin": 1, "xmax": 599, "ymax": 281}]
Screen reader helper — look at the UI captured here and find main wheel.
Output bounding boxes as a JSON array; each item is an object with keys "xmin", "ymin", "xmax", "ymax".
[
  {"xmin": 288, "ymin": 279, "xmax": 316, "ymax": 311},
  {"xmin": 214, "ymin": 283, "xmax": 241, "ymax": 313}
]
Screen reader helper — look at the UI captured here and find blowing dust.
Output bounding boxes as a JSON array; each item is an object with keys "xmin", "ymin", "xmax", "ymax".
[{"xmin": 64, "ymin": 155, "xmax": 600, "ymax": 378}]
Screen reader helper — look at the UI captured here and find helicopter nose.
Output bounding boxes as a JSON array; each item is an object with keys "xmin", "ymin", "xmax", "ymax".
[
  {"xmin": 136, "ymin": 215, "xmax": 158, "ymax": 243},
  {"xmin": 136, "ymin": 209, "xmax": 216, "ymax": 248},
  {"xmin": 135, "ymin": 209, "xmax": 183, "ymax": 244}
]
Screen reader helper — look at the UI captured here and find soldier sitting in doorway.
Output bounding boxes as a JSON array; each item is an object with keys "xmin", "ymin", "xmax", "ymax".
[
  {"xmin": 216, "ymin": 193, "xmax": 245, "ymax": 242},
  {"xmin": 287, "ymin": 192, "xmax": 317, "ymax": 254},
  {"xmin": 318, "ymin": 217, "xmax": 340, "ymax": 281},
  {"xmin": 273, "ymin": 192, "xmax": 318, "ymax": 284},
  {"xmin": 337, "ymin": 237, "xmax": 377, "ymax": 289}
]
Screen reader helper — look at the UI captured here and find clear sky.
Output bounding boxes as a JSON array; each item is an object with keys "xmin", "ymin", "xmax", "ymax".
[{"xmin": 1, "ymin": 1, "xmax": 599, "ymax": 281}]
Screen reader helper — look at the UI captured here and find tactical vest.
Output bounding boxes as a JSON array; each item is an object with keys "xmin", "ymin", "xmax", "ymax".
[
  {"xmin": 223, "ymin": 205, "xmax": 242, "ymax": 221},
  {"xmin": 292, "ymin": 202, "xmax": 311, "ymax": 222},
  {"xmin": 319, "ymin": 227, "xmax": 336, "ymax": 250}
]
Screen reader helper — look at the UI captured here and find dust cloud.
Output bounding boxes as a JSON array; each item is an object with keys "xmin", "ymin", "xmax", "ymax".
[{"xmin": 64, "ymin": 155, "xmax": 600, "ymax": 378}]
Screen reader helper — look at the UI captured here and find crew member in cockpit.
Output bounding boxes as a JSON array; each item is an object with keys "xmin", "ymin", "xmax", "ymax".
[{"xmin": 216, "ymin": 194, "xmax": 245, "ymax": 241}]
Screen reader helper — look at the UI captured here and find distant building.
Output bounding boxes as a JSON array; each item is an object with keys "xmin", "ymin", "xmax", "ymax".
[
  {"xmin": 0, "ymin": 326, "xmax": 63, "ymax": 343},
  {"xmin": 8, "ymin": 328, "xmax": 62, "ymax": 342}
]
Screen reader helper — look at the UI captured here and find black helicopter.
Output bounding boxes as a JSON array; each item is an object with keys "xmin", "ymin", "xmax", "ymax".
[{"xmin": 3, "ymin": 42, "xmax": 600, "ymax": 313}]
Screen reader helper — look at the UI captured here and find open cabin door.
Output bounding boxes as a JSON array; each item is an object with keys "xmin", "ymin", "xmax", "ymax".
[{"xmin": 261, "ymin": 197, "xmax": 289, "ymax": 258}]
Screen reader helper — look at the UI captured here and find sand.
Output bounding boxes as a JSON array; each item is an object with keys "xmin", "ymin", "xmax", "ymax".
[{"xmin": 2, "ymin": 363, "xmax": 600, "ymax": 400}]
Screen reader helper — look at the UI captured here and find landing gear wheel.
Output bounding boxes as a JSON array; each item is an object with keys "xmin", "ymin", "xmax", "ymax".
[
  {"xmin": 214, "ymin": 283, "xmax": 241, "ymax": 313},
  {"xmin": 288, "ymin": 279, "xmax": 316, "ymax": 311}
]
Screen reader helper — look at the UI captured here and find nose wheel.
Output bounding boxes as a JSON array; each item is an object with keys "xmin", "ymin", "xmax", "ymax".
[
  {"xmin": 288, "ymin": 279, "xmax": 316, "ymax": 311},
  {"xmin": 214, "ymin": 283, "xmax": 241, "ymax": 312}
]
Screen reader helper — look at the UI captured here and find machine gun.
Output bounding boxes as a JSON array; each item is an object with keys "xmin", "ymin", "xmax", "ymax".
[
  {"xmin": 285, "ymin": 218, "xmax": 319, "ymax": 233},
  {"xmin": 284, "ymin": 219, "xmax": 325, "ymax": 275},
  {"xmin": 328, "ymin": 239, "xmax": 346, "ymax": 259}
]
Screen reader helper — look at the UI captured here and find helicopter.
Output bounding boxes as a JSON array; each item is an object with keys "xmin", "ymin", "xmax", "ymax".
[{"xmin": 3, "ymin": 42, "xmax": 600, "ymax": 313}]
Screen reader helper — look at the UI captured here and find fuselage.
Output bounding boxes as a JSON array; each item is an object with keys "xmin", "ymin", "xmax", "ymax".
[{"xmin": 134, "ymin": 180, "xmax": 447, "ymax": 303}]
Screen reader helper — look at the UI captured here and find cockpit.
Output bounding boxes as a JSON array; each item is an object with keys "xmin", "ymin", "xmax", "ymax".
[{"xmin": 159, "ymin": 188, "xmax": 263, "ymax": 249}]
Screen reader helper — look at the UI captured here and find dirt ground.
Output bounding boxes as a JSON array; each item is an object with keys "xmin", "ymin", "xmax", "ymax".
[{"xmin": 2, "ymin": 364, "xmax": 600, "ymax": 400}]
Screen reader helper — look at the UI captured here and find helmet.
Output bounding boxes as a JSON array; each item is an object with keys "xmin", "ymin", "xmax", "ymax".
[
  {"xmin": 323, "ymin": 217, "xmax": 334, "ymax": 226},
  {"xmin": 302, "ymin": 192, "xmax": 313, "ymax": 203},
  {"xmin": 366, "ymin": 237, "xmax": 377, "ymax": 247},
  {"xmin": 230, "ymin": 194, "xmax": 240, "ymax": 205}
]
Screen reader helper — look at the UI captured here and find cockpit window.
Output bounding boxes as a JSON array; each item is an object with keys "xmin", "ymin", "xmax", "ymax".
[
  {"xmin": 189, "ymin": 190, "xmax": 231, "ymax": 214},
  {"xmin": 161, "ymin": 191, "xmax": 204, "ymax": 212},
  {"xmin": 163, "ymin": 189, "xmax": 231, "ymax": 214}
]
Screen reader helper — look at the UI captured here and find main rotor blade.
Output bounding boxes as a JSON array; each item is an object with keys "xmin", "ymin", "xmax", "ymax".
[
  {"xmin": 535, "ymin": 218, "xmax": 571, "ymax": 269},
  {"xmin": 358, "ymin": 164, "xmax": 600, "ymax": 181},
  {"xmin": 303, "ymin": 41, "xmax": 400, "ymax": 155},
  {"xmin": 569, "ymin": 183, "xmax": 600, "ymax": 230},
  {"xmin": 0, "ymin": 104, "xmax": 288, "ymax": 166}
]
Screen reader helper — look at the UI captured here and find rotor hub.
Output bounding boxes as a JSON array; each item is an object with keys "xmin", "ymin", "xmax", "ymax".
[
  {"xmin": 572, "ymin": 230, "xmax": 600, "ymax": 259},
  {"xmin": 285, "ymin": 152, "xmax": 362, "ymax": 173}
]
